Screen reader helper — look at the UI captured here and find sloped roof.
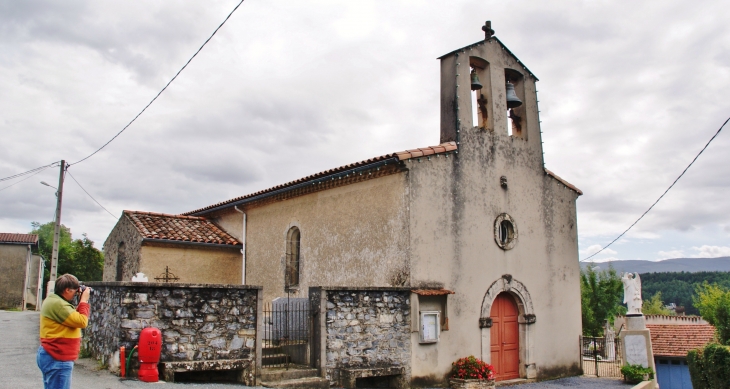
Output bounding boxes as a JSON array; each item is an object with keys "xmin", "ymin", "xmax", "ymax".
[
  {"xmin": 437, "ymin": 37, "xmax": 539, "ymax": 81},
  {"xmin": 0, "ymin": 233, "xmax": 38, "ymax": 245},
  {"xmin": 545, "ymin": 169, "xmax": 583, "ymax": 195},
  {"xmin": 184, "ymin": 142, "xmax": 458, "ymax": 216},
  {"xmin": 183, "ymin": 140, "xmax": 581, "ymax": 216},
  {"xmin": 412, "ymin": 289, "xmax": 455, "ymax": 296},
  {"xmin": 124, "ymin": 211, "xmax": 240, "ymax": 246},
  {"xmin": 647, "ymin": 324, "xmax": 716, "ymax": 357}
]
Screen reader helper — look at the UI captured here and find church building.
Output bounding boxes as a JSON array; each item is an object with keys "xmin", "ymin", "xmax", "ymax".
[{"xmin": 104, "ymin": 22, "xmax": 583, "ymax": 383}]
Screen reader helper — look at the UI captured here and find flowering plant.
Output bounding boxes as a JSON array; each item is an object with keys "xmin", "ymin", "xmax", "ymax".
[{"xmin": 450, "ymin": 356, "xmax": 495, "ymax": 381}]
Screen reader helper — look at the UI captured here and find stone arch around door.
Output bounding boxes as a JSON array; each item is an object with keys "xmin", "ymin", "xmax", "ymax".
[{"xmin": 480, "ymin": 275, "xmax": 537, "ymax": 379}]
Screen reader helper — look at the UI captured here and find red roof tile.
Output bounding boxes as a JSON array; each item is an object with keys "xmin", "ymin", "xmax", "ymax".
[
  {"xmin": 185, "ymin": 142, "xmax": 458, "ymax": 215},
  {"xmin": 0, "ymin": 233, "xmax": 38, "ymax": 245},
  {"xmin": 647, "ymin": 324, "xmax": 716, "ymax": 357},
  {"xmin": 124, "ymin": 211, "xmax": 240, "ymax": 246}
]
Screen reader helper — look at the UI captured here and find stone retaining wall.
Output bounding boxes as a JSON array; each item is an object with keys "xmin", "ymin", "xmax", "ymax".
[
  {"xmin": 310, "ymin": 287, "xmax": 411, "ymax": 388},
  {"xmin": 84, "ymin": 282, "xmax": 262, "ymax": 374}
]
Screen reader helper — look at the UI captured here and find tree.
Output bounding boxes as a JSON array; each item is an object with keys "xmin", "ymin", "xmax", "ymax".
[
  {"xmin": 642, "ymin": 292, "xmax": 672, "ymax": 315},
  {"xmin": 581, "ymin": 265, "xmax": 626, "ymax": 337},
  {"xmin": 694, "ymin": 282, "xmax": 730, "ymax": 345},
  {"xmin": 30, "ymin": 222, "xmax": 104, "ymax": 294}
]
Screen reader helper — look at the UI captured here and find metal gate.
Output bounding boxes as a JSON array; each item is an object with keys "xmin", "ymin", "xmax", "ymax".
[
  {"xmin": 262, "ymin": 298, "xmax": 311, "ymax": 368},
  {"xmin": 580, "ymin": 335, "xmax": 623, "ymax": 377}
]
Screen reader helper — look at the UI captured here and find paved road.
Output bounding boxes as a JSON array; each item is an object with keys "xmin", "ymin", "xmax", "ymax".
[
  {"xmin": 0, "ymin": 310, "xmax": 258, "ymax": 388},
  {"xmin": 509, "ymin": 377, "xmax": 630, "ymax": 388},
  {"xmin": 1, "ymin": 310, "xmax": 630, "ymax": 388}
]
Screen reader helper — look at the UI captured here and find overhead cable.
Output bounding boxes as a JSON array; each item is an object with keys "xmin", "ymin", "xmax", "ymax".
[
  {"xmin": 581, "ymin": 115, "xmax": 730, "ymax": 262},
  {"xmin": 70, "ymin": 0, "xmax": 246, "ymax": 166},
  {"xmin": 66, "ymin": 170, "xmax": 118, "ymax": 219},
  {"xmin": 0, "ymin": 165, "xmax": 53, "ymax": 192},
  {"xmin": 0, "ymin": 162, "xmax": 59, "ymax": 183}
]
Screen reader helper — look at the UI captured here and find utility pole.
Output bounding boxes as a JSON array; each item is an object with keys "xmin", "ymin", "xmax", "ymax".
[{"xmin": 46, "ymin": 160, "xmax": 66, "ymax": 298}]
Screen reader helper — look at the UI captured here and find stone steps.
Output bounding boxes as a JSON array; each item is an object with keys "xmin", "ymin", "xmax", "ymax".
[
  {"xmin": 261, "ymin": 376, "xmax": 330, "ymax": 389},
  {"xmin": 260, "ymin": 367, "xmax": 319, "ymax": 381},
  {"xmin": 260, "ymin": 367, "xmax": 328, "ymax": 389}
]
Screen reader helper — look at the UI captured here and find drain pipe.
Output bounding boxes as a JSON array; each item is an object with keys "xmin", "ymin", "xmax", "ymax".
[{"xmin": 234, "ymin": 206, "xmax": 247, "ymax": 285}]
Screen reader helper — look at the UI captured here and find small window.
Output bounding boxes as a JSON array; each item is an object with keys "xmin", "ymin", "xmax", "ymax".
[
  {"xmin": 116, "ymin": 242, "xmax": 125, "ymax": 281},
  {"xmin": 494, "ymin": 213, "xmax": 518, "ymax": 250},
  {"xmin": 285, "ymin": 227, "xmax": 300, "ymax": 289}
]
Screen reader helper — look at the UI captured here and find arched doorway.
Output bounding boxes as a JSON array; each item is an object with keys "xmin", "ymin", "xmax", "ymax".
[{"xmin": 490, "ymin": 293, "xmax": 520, "ymax": 381}]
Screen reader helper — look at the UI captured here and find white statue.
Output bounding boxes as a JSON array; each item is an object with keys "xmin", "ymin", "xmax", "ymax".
[
  {"xmin": 131, "ymin": 272, "xmax": 148, "ymax": 282},
  {"xmin": 622, "ymin": 272, "xmax": 643, "ymax": 315}
]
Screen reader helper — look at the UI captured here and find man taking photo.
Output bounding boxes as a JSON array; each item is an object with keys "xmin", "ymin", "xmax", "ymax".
[{"xmin": 37, "ymin": 274, "xmax": 91, "ymax": 389}]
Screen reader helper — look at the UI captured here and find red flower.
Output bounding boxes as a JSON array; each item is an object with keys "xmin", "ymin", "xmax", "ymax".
[{"xmin": 450, "ymin": 356, "xmax": 494, "ymax": 380}]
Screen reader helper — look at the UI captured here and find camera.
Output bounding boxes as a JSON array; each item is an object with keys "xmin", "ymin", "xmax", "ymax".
[{"xmin": 78, "ymin": 285, "xmax": 93, "ymax": 295}]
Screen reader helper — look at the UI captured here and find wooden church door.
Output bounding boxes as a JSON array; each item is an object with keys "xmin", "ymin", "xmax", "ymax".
[{"xmin": 490, "ymin": 293, "xmax": 520, "ymax": 380}]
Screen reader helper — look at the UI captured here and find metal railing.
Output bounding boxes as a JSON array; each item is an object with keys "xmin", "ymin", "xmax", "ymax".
[
  {"xmin": 262, "ymin": 298, "xmax": 310, "ymax": 369},
  {"xmin": 580, "ymin": 335, "xmax": 623, "ymax": 378}
]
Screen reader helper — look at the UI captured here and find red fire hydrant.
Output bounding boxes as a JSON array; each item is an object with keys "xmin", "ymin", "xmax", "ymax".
[{"xmin": 137, "ymin": 327, "xmax": 162, "ymax": 382}]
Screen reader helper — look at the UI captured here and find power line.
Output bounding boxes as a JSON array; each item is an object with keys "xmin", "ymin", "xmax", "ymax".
[
  {"xmin": 66, "ymin": 170, "xmax": 118, "ymax": 219},
  {"xmin": 0, "ymin": 165, "xmax": 53, "ymax": 192},
  {"xmin": 70, "ymin": 0, "xmax": 246, "ymax": 166},
  {"xmin": 0, "ymin": 162, "xmax": 59, "ymax": 183},
  {"xmin": 581, "ymin": 115, "xmax": 730, "ymax": 262}
]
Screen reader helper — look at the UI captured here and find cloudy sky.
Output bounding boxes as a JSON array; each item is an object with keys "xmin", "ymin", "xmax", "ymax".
[{"xmin": 1, "ymin": 0, "xmax": 728, "ymax": 262}]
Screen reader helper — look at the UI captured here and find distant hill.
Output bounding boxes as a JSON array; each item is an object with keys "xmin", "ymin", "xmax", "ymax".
[{"xmin": 580, "ymin": 257, "xmax": 730, "ymax": 273}]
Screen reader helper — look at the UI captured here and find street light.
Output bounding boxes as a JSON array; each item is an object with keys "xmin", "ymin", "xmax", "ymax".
[{"xmin": 40, "ymin": 181, "xmax": 57, "ymax": 190}]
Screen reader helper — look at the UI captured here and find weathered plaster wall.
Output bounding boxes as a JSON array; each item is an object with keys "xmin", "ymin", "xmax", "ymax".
[
  {"xmin": 407, "ymin": 38, "xmax": 581, "ymax": 384},
  {"xmin": 0, "ymin": 244, "xmax": 29, "ymax": 308},
  {"xmin": 85, "ymin": 282, "xmax": 261, "ymax": 366},
  {"xmin": 406, "ymin": 123, "xmax": 581, "ymax": 383},
  {"xmin": 103, "ymin": 215, "xmax": 143, "ymax": 281},
  {"xmin": 140, "ymin": 244, "xmax": 241, "ymax": 284},
  {"xmin": 216, "ymin": 173, "xmax": 410, "ymax": 302},
  {"xmin": 25, "ymin": 254, "xmax": 43, "ymax": 309}
]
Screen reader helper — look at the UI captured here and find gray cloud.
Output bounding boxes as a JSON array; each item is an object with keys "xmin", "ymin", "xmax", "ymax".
[{"xmin": 0, "ymin": 0, "xmax": 728, "ymax": 258}]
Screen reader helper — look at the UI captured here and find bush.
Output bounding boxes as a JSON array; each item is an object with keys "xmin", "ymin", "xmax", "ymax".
[
  {"xmin": 450, "ymin": 356, "xmax": 495, "ymax": 381},
  {"xmin": 694, "ymin": 283, "xmax": 730, "ymax": 345},
  {"xmin": 620, "ymin": 363, "xmax": 654, "ymax": 384},
  {"xmin": 688, "ymin": 343, "xmax": 730, "ymax": 389}
]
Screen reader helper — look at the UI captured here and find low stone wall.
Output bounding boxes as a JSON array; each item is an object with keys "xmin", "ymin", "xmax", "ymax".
[
  {"xmin": 310, "ymin": 287, "xmax": 411, "ymax": 388},
  {"xmin": 84, "ymin": 282, "xmax": 262, "ymax": 381}
]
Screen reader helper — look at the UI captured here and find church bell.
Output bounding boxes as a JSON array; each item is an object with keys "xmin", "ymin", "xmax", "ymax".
[
  {"xmin": 470, "ymin": 69, "xmax": 483, "ymax": 90},
  {"xmin": 505, "ymin": 81, "xmax": 522, "ymax": 108}
]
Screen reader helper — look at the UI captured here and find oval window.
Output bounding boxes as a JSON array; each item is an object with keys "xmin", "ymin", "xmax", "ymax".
[{"xmin": 494, "ymin": 213, "xmax": 517, "ymax": 250}]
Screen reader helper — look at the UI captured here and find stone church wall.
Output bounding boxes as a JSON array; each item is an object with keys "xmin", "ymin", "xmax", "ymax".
[
  {"xmin": 84, "ymin": 282, "xmax": 262, "ymax": 371},
  {"xmin": 102, "ymin": 215, "xmax": 143, "ymax": 282}
]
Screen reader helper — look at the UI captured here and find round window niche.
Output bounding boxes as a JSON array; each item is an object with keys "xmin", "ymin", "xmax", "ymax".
[{"xmin": 494, "ymin": 213, "xmax": 517, "ymax": 250}]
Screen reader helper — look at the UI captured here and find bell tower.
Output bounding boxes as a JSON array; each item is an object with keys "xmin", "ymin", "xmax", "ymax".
[{"xmin": 439, "ymin": 21, "xmax": 543, "ymax": 160}]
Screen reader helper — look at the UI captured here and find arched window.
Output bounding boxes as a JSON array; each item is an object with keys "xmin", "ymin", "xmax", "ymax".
[
  {"xmin": 116, "ymin": 242, "xmax": 125, "ymax": 281},
  {"xmin": 285, "ymin": 227, "xmax": 300, "ymax": 288}
]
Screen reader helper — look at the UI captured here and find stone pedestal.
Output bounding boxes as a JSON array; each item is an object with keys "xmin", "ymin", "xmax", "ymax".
[
  {"xmin": 449, "ymin": 378, "xmax": 496, "ymax": 389},
  {"xmin": 620, "ymin": 314, "xmax": 657, "ymax": 388}
]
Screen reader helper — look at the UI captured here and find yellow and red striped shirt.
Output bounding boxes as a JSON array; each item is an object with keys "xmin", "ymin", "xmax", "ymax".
[{"xmin": 39, "ymin": 293, "xmax": 89, "ymax": 361}]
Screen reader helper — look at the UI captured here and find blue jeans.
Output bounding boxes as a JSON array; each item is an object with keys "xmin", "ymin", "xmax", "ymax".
[{"xmin": 37, "ymin": 346, "xmax": 74, "ymax": 389}]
